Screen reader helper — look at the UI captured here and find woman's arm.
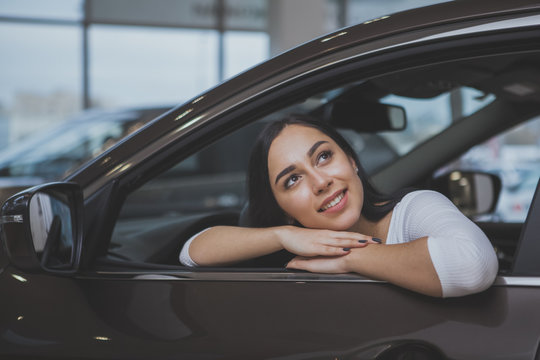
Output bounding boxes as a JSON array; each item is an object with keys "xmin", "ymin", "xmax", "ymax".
[
  {"xmin": 183, "ymin": 225, "xmax": 379, "ymax": 267},
  {"xmin": 287, "ymin": 191, "xmax": 499, "ymax": 298},
  {"xmin": 287, "ymin": 237, "xmax": 442, "ymax": 297}
]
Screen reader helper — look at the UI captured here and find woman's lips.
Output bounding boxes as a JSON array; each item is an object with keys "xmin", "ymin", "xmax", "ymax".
[{"xmin": 318, "ymin": 190, "xmax": 348, "ymax": 213}]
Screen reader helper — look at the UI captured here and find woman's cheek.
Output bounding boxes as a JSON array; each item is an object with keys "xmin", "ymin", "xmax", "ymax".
[{"xmin": 278, "ymin": 187, "xmax": 312, "ymax": 221}]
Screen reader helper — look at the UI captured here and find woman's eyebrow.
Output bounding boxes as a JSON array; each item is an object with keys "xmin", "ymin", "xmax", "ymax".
[
  {"xmin": 274, "ymin": 140, "xmax": 329, "ymax": 185},
  {"xmin": 308, "ymin": 140, "xmax": 329, "ymax": 157},
  {"xmin": 275, "ymin": 165, "xmax": 296, "ymax": 185}
]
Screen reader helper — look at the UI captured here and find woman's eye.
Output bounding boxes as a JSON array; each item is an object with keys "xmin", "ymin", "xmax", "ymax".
[
  {"xmin": 285, "ymin": 174, "xmax": 299, "ymax": 189},
  {"xmin": 317, "ymin": 150, "xmax": 333, "ymax": 164}
]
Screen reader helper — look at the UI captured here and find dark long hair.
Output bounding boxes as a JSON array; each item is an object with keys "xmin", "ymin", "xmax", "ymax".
[{"xmin": 246, "ymin": 114, "xmax": 404, "ymax": 227}]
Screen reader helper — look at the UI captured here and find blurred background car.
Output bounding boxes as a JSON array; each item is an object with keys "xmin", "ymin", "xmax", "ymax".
[{"xmin": 0, "ymin": 106, "xmax": 170, "ymax": 203}]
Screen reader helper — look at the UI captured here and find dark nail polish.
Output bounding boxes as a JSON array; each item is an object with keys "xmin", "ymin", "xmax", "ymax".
[
  {"xmin": 343, "ymin": 248, "xmax": 351, "ymax": 251},
  {"xmin": 372, "ymin": 237, "xmax": 382, "ymax": 243},
  {"xmin": 358, "ymin": 240, "xmax": 367, "ymax": 243}
]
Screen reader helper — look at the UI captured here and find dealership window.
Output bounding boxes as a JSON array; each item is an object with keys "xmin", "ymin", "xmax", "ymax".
[
  {"xmin": 0, "ymin": 0, "xmax": 450, "ymax": 154},
  {"xmin": 0, "ymin": 22, "xmax": 82, "ymax": 148},
  {"xmin": 0, "ymin": 0, "xmax": 82, "ymax": 20},
  {"xmin": 345, "ymin": 0, "xmax": 451, "ymax": 25},
  {"xmin": 224, "ymin": 31, "xmax": 269, "ymax": 80},
  {"xmin": 89, "ymin": 26, "xmax": 219, "ymax": 108},
  {"xmin": 0, "ymin": 0, "xmax": 269, "ymax": 153}
]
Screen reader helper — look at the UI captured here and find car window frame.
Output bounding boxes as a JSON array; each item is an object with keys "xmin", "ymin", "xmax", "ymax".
[{"xmin": 75, "ymin": 23, "xmax": 540, "ymax": 279}]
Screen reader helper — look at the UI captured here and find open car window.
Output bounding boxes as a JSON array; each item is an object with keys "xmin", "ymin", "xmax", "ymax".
[{"xmin": 106, "ymin": 62, "xmax": 516, "ymax": 267}]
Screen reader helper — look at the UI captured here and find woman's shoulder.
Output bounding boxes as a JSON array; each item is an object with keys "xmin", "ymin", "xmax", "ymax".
[
  {"xmin": 398, "ymin": 189, "xmax": 451, "ymax": 208},
  {"xmin": 392, "ymin": 190, "xmax": 459, "ymax": 222}
]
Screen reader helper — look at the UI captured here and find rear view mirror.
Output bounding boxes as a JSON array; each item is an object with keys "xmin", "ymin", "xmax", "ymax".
[
  {"xmin": 431, "ymin": 171, "xmax": 502, "ymax": 217},
  {"xmin": 0, "ymin": 182, "xmax": 83, "ymax": 273},
  {"xmin": 331, "ymin": 100, "xmax": 406, "ymax": 132}
]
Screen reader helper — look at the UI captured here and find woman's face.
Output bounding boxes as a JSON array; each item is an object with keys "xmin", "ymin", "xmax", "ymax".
[{"xmin": 267, "ymin": 124, "xmax": 364, "ymax": 231}]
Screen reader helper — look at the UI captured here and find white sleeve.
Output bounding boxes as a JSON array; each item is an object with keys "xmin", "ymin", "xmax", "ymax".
[
  {"xmin": 397, "ymin": 191, "xmax": 498, "ymax": 298},
  {"xmin": 179, "ymin": 228, "xmax": 211, "ymax": 267}
]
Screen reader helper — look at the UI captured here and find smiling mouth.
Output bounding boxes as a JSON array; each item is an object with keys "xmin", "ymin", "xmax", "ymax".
[{"xmin": 318, "ymin": 190, "xmax": 346, "ymax": 212}]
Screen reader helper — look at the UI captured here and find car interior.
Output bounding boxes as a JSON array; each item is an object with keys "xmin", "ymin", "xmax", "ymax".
[{"xmin": 103, "ymin": 50, "xmax": 540, "ymax": 276}]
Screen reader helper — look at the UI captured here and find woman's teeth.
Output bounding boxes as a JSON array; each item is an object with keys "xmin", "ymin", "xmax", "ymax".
[{"xmin": 320, "ymin": 191, "xmax": 344, "ymax": 212}]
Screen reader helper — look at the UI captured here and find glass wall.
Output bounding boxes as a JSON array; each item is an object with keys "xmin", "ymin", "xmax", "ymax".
[
  {"xmin": 89, "ymin": 26, "xmax": 219, "ymax": 108},
  {"xmin": 0, "ymin": 23, "xmax": 82, "ymax": 147},
  {"xmin": 0, "ymin": 0, "xmax": 269, "ymax": 150},
  {"xmin": 223, "ymin": 31, "xmax": 269, "ymax": 79}
]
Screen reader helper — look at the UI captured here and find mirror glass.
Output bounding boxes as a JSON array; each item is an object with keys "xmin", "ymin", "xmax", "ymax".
[
  {"xmin": 387, "ymin": 105, "xmax": 406, "ymax": 130},
  {"xmin": 432, "ymin": 171, "xmax": 500, "ymax": 217},
  {"xmin": 29, "ymin": 191, "xmax": 74, "ymax": 269}
]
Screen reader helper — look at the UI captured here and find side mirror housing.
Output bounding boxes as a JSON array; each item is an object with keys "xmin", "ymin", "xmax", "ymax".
[
  {"xmin": 431, "ymin": 170, "xmax": 502, "ymax": 217},
  {"xmin": 0, "ymin": 182, "xmax": 83, "ymax": 274}
]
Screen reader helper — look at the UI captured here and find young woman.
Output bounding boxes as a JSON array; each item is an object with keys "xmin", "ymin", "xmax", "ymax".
[{"xmin": 180, "ymin": 115, "xmax": 498, "ymax": 298}]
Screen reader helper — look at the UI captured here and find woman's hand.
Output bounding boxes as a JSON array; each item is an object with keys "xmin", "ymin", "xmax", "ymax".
[
  {"xmin": 286, "ymin": 255, "xmax": 352, "ymax": 273},
  {"xmin": 275, "ymin": 226, "xmax": 379, "ymax": 257}
]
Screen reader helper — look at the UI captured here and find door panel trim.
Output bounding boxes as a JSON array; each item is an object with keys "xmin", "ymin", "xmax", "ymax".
[{"xmin": 86, "ymin": 271, "xmax": 540, "ymax": 288}]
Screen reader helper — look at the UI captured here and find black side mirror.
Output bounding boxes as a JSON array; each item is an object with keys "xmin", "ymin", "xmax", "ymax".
[
  {"xmin": 431, "ymin": 170, "xmax": 502, "ymax": 217},
  {"xmin": 0, "ymin": 182, "xmax": 83, "ymax": 274}
]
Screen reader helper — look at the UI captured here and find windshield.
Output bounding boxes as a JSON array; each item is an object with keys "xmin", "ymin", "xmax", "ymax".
[{"xmin": 378, "ymin": 87, "xmax": 495, "ymax": 156}]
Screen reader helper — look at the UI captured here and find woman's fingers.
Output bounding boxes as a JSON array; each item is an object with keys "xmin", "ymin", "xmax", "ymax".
[
  {"xmin": 322, "ymin": 233, "xmax": 382, "ymax": 248},
  {"xmin": 279, "ymin": 227, "xmax": 382, "ymax": 257},
  {"xmin": 321, "ymin": 245, "xmax": 353, "ymax": 256},
  {"xmin": 331, "ymin": 230, "xmax": 382, "ymax": 242}
]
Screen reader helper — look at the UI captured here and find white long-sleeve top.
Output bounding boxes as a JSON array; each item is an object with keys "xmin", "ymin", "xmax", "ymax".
[{"xmin": 180, "ymin": 190, "xmax": 499, "ymax": 297}]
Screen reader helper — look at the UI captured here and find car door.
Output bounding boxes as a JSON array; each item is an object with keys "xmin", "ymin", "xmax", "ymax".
[
  {"xmin": 85, "ymin": 51, "xmax": 540, "ymax": 360},
  {"xmin": 3, "ymin": 3, "xmax": 540, "ymax": 359}
]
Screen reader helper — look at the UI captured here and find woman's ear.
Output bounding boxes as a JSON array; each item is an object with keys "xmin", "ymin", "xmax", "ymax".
[{"xmin": 349, "ymin": 157, "xmax": 359, "ymax": 173}]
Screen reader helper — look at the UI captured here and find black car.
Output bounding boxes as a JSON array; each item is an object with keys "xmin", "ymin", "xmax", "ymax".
[{"xmin": 2, "ymin": 1, "xmax": 540, "ymax": 358}]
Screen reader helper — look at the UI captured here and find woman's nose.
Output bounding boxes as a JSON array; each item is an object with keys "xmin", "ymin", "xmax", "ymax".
[{"xmin": 312, "ymin": 171, "xmax": 332, "ymax": 194}]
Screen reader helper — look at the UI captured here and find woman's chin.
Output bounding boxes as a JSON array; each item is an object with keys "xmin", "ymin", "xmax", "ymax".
[{"xmin": 304, "ymin": 213, "xmax": 360, "ymax": 231}]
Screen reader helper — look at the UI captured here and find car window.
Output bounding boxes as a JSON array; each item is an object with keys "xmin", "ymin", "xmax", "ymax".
[
  {"xmin": 438, "ymin": 114, "xmax": 540, "ymax": 223},
  {"xmin": 105, "ymin": 50, "xmax": 540, "ymax": 267},
  {"xmin": 107, "ymin": 82, "xmax": 499, "ymax": 265}
]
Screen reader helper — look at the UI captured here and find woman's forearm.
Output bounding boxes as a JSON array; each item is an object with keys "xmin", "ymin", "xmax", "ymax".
[
  {"xmin": 187, "ymin": 225, "xmax": 377, "ymax": 267},
  {"xmin": 189, "ymin": 226, "xmax": 285, "ymax": 266},
  {"xmin": 343, "ymin": 237, "xmax": 442, "ymax": 297}
]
